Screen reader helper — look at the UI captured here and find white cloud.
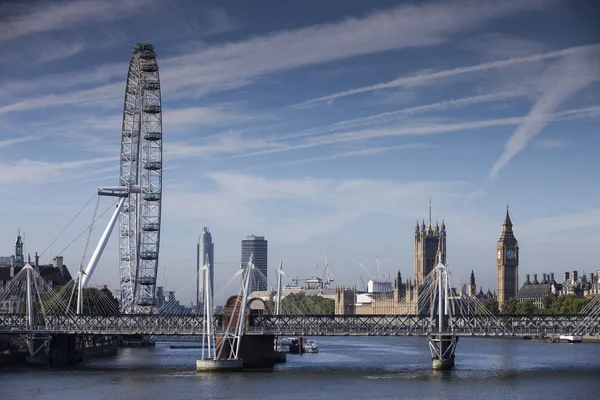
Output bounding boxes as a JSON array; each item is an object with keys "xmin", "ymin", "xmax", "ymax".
[
  {"xmin": 0, "ymin": 0, "xmax": 556, "ymax": 111},
  {"xmin": 460, "ymin": 33, "xmax": 547, "ymax": 60},
  {"xmin": 165, "ymin": 172, "xmax": 466, "ymax": 243},
  {"xmin": 0, "ymin": 136, "xmax": 38, "ymax": 149},
  {"xmin": 0, "ymin": 0, "xmax": 158, "ymax": 42},
  {"xmin": 466, "ymin": 189, "xmax": 487, "ymax": 199},
  {"xmin": 225, "ymin": 105, "xmax": 599, "ymax": 161},
  {"xmin": 534, "ymin": 138, "xmax": 571, "ymax": 149},
  {"xmin": 301, "ymin": 44, "xmax": 599, "ymax": 105},
  {"xmin": 0, "ymin": 157, "xmax": 115, "ymax": 184},
  {"xmin": 0, "ymin": 82, "xmax": 123, "ymax": 114},
  {"xmin": 163, "ymin": 106, "xmax": 256, "ymax": 129},
  {"xmin": 286, "ymin": 89, "xmax": 529, "ymax": 140},
  {"xmin": 159, "ymin": 0, "xmax": 555, "ymax": 99},
  {"xmin": 255, "ymin": 143, "xmax": 429, "ymax": 168},
  {"xmin": 521, "ymin": 209, "xmax": 600, "ymax": 235},
  {"xmin": 489, "ymin": 48, "xmax": 600, "ymax": 180},
  {"xmin": 164, "ymin": 130, "xmax": 283, "ymax": 160}
]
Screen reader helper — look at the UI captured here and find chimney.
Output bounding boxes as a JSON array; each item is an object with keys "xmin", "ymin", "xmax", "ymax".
[
  {"xmin": 564, "ymin": 272, "xmax": 570, "ymax": 282},
  {"xmin": 550, "ymin": 272, "xmax": 555, "ymax": 282},
  {"xmin": 533, "ymin": 274, "xmax": 539, "ymax": 284},
  {"xmin": 541, "ymin": 273, "xmax": 547, "ymax": 284},
  {"xmin": 572, "ymin": 271, "xmax": 578, "ymax": 281},
  {"xmin": 53, "ymin": 256, "xmax": 63, "ymax": 269},
  {"xmin": 525, "ymin": 274, "xmax": 531, "ymax": 284},
  {"xmin": 590, "ymin": 273, "xmax": 594, "ymax": 283}
]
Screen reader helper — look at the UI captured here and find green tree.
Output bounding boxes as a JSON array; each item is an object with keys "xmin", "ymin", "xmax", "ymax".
[
  {"xmin": 41, "ymin": 286, "xmax": 120, "ymax": 315},
  {"xmin": 515, "ymin": 300, "xmax": 537, "ymax": 315},
  {"xmin": 264, "ymin": 293, "xmax": 334, "ymax": 315},
  {"xmin": 501, "ymin": 297, "xmax": 519, "ymax": 315},
  {"xmin": 478, "ymin": 299, "xmax": 499, "ymax": 315}
]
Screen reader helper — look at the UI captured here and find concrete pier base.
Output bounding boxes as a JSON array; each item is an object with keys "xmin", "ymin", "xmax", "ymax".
[
  {"xmin": 196, "ymin": 359, "xmax": 243, "ymax": 372},
  {"xmin": 432, "ymin": 356, "xmax": 455, "ymax": 370},
  {"xmin": 273, "ymin": 351, "xmax": 287, "ymax": 364},
  {"xmin": 25, "ymin": 355, "xmax": 48, "ymax": 365},
  {"xmin": 428, "ymin": 334, "xmax": 458, "ymax": 371}
]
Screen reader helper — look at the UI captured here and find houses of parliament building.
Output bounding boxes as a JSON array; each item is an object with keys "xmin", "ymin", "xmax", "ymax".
[{"xmin": 335, "ymin": 208, "xmax": 517, "ymax": 314}]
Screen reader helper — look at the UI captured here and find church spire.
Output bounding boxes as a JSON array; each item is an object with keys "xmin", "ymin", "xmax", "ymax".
[
  {"xmin": 14, "ymin": 229, "xmax": 24, "ymax": 268},
  {"xmin": 428, "ymin": 197, "xmax": 432, "ymax": 226},
  {"xmin": 503, "ymin": 205, "xmax": 512, "ymax": 226},
  {"xmin": 470, "ymin": 270, "xmax": 475, "ymax": 286}
]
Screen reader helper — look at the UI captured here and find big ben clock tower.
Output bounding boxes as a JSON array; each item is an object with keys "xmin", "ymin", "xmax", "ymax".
[{"xmin": 497, "ymin": 206, "xmax": 519, "ymax": 311}]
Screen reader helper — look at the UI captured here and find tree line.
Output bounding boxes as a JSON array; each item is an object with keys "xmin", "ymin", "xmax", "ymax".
[
  {"xmin": 479, "ymin": 295, "xmax": 591, "ymax": 315},
  {"xmin": 264, "ymin": 293, "xmax": 335, "ymax": 315}
]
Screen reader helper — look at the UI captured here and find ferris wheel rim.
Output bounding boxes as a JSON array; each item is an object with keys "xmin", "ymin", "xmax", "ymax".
[{"xmin": 118, "ymin": 42, "xmax": 163, "ymax": 314}]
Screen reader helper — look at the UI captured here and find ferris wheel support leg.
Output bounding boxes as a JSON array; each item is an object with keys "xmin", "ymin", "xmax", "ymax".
[{"xmin": 81, "ymin": 197, "xmax": 126, "ymax": 289}]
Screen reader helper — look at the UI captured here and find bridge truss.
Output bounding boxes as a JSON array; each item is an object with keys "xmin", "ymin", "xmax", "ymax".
[{"xmin": 0, "ymin": 314, "xmax": 598, "ymax": 337}]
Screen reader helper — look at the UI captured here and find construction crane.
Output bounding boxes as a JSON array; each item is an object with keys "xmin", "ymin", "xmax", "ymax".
[
  {"xmin": 359, "ymin": 275, "xmax": 367, "ymax": 292},
  {"xmin": 358, "ymin": 262, "xmax": 375, "ymax": 279},
  {"xmin": 313, "ymin": 250, "xmax": 335, "ymax": 289}
]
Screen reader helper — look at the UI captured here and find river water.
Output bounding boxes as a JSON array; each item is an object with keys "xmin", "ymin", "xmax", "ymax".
[{"xmin": 1, "ymin": 337, "xmax": 599, "ymax": 400}]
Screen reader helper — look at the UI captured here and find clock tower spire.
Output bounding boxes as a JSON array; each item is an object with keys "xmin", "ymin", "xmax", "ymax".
[{"xmin": 497, "ymin": 206, "xmax": 519, "ymax": 311}]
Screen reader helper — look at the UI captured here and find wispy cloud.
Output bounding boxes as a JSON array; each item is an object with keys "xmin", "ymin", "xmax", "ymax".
[
  {"xmin": 534, "ymin": 138, "xmax": 571, "ymax": 149},
  {"xmin": 0, "ymin": 136, "xmax": 38, "ymax": 149},
  {"xmin": 163, "ymin": 106, "xmax": 257, "ymax": 129},
  {"xmin": 489, "ymin": 48, "xmax": 600, "ymax": 180},
  {"xmin": 301, "ymin": 44, "xmax": 599, "ymax": 105},
  {"xmin": 0, "ymin": 157, "xmax": 115, "ymax": 184},
  {"xmin": 0, "ymin": 82, "xmax": 123, "ymax": 114},
  {"xmin": 254, "ymin": 143, "xmax": 429, "ymax": 168},
  {"xmin": 166, "ymin": 172, "xmax": 466, "ymax": 243},
  {"xmin": 164, "ymin": 130, "xmax": 283, "ymax": 160},
  {"xmin": 521, "ymin": 208, "xmax": 600, "ymax": 235},
  {"xmin": 286, "ymin": 89, "xmax": 529, "ymax": 140},
  {"xmin": 0, "ymin": 0, "xmax": 556, "ymax": 112},
  {"xmin": 0, "ymin": 0, "xmax": 158, "ymax": 42},
  {"xmin": 159, "ymin": 0, "xmax": 556, "ymax": 100}
]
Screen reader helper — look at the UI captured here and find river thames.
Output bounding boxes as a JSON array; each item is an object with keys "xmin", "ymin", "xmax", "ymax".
[{"xmin": 1, "ymin": 336, "xmax": 599, "ymax": 400}]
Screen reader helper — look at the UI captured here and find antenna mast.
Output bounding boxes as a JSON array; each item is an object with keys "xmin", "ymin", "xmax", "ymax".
[{"xmin": 429, "ymin": 197, "xmax": 432, "ymax": 225}]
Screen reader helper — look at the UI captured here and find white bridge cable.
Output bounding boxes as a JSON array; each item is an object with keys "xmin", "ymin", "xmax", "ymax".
[
  {"xmin": 368, "ymin": 270, "xmax": 438, "ymax": 335},
  {"xmin": 249, "ymin": 267, "xmax": 333, "ymax": 315},
  {"xmin": 79, "ymin": 195, "xmax": 101, "ymax": 276},
  {"xmin": 366, "ymin": 266, "xmax": 512, "ymax": 336},
  {"xmin": 571, "ymin": 294, "xmax": 600, "ymax": 335},
  {"xmin": 39, "ymin": 198, "xmax": 119, "ymax": 275},
  {"xmin": 445, "ymin": 273, "xmax": 512, "ymax": 336},
  {"xmin": 39, "ymin": 193, "xmax": 97, "ymax": 259}
]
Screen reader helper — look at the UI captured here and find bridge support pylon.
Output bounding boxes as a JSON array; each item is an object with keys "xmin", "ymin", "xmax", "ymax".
[
  {"xmin": 428, "ymin": 333, "xmax": 458, "ymax": 370},
  {"xmin": 427, "ymin": 260, "xmax": 458, "ymax": 370}
]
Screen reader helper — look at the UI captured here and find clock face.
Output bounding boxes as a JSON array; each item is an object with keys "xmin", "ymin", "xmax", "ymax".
[
  {"xmin": 507, "ymin": 249, "xmax": 515, "ymax": 260},
  {"xmin": 497, "ymin": 249, "xmax": 502, "ymax": 260}
]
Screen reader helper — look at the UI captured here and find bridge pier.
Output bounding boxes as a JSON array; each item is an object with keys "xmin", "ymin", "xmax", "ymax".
[
  {"xmin": 428, "ymin": 334, "xmax": 458, "ymax": 370},
  {"xmin": 197, "ymin": 334, "xmax": 276, "ymax": 372}
]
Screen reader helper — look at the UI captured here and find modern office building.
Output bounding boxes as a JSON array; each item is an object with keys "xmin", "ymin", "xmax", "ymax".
[
  {"xmin": 196, "ymin": 227, "xmax": 214, "ymax": 310},
  {"xmin": 241, "ymin": 235, "xmax": 268, "ymax": 293}
]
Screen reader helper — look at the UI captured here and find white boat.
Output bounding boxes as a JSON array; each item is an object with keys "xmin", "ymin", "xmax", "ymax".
[
  {"xmin": 303, "ymin": 339, "xmax": 319, "ymax": 353},
  {"xmin": 559, "ymin": 335, "xmax": 582, "ymax": 343}
]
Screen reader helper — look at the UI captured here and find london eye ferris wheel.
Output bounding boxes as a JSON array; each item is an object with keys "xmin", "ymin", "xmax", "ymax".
[
  {"xmin": 118, "ymin": 42, "xmax": 163, "ymax": 313},
  {"xmin": 78, "ymin": 43, "xmax": 163, "ymax": 314}
]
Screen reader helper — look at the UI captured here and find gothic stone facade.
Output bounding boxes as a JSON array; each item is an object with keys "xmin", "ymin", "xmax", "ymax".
[{"xmin": 497, "ymin": 207, "xmax": 519, "ymax": 311}]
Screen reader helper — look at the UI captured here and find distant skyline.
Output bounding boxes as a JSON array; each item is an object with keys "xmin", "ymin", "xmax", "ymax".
[{"xmin": 1, "ymin": 0, "xmax": 599, "ymax": 304}]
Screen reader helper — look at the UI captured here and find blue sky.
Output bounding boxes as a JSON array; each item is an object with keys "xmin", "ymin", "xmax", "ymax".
[{"xmin": 1, "ymin": 0, "xmax": 599, "ymax": 304}]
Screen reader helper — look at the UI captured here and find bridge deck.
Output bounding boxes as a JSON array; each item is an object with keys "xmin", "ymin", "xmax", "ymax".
[{"xmin": 1, "ymin": 314, "xmax": 598, "ymax": 336}]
